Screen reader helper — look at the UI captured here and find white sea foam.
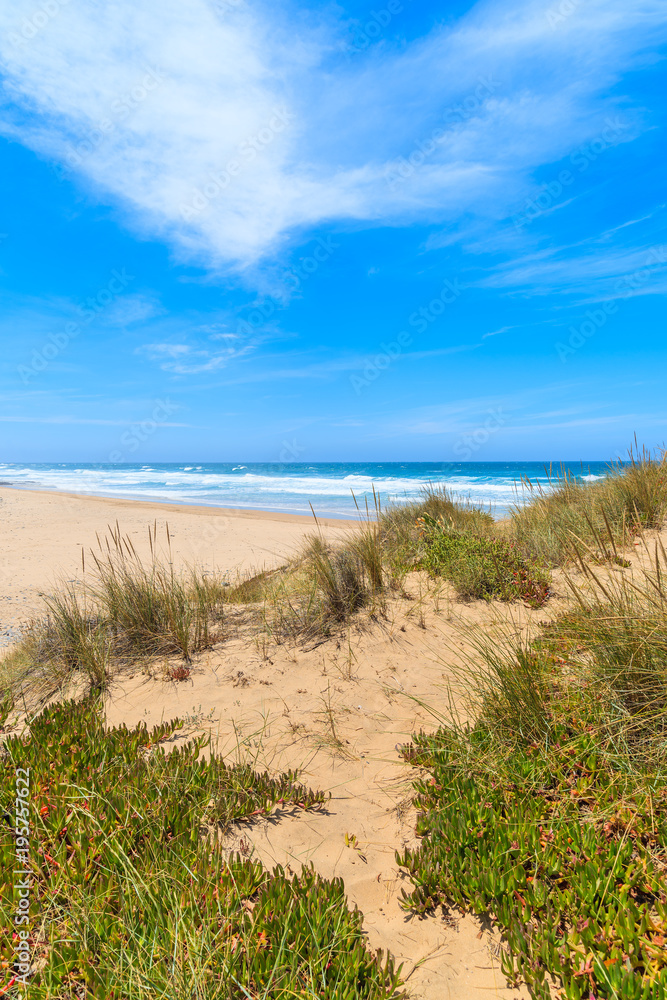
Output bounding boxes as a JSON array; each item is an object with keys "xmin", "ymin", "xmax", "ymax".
[{"xmin": 0, "ymin": 463, "xmax": 601, "ymax": 517}]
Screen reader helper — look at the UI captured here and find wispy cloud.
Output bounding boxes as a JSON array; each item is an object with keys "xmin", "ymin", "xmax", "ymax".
[
  {"xmin": 481, "ymin": 226, "xmax": 667, "ymax": 299},
  {"xmin": 215, "ymin": 343, "xmax": 479, "ymax": 385},
  {"xmin": 381, "ymin": 379, "xmax": 666, "ymax": 439},
  {"xmin": 1, "ymin": 0, "xmax": 664, "ymax": 271},
  {"xmin": 0, "ymin": 415, "xmax": 192, "ymax": 426},
  {"xmin": 101, "ymin": 293, "xmax": 163, "ymax": 327},
  {"xmin": 482, "ymin": 325, "xmax": 513, "ymax": 339},
  {"xmin": 137, "ymin": 339, "xmax": 255, "ymax": 374}
]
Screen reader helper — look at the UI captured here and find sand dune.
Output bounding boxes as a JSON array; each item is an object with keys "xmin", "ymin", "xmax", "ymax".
[{"xmin": 0, "ymin": 485, "xmax": 552, "ymax": 998}]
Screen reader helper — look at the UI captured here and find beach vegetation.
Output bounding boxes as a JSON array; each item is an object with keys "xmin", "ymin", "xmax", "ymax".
[
  {"xmin": 417, "ymin": 513, "xmax": 550, "ymax": 606},
  {"xmin": 396, "ymin": 532, "xmax": 667, "ymax": 998},
  {"xmin": 7, "ymin": 523, "xmax": 226, "ymax": 697},
  {"xmin": 0, "ymin": 696, "xmax": 400, "ymax": 998},
  {"xmin": 510, "ymin": 443, "xmax": 667, "ymax": 567},
  {"xmin": 377, "ymin": 483, "xmax": 493, "ymax": 575},
  {"xmin": 253, "ymin": 531, "xmax": 385, "ymax": 645},
  {"xmin": 2, "ymin": 440, "xmax": 667, "ymax": 997},
  {"xmin": 375, "ymin": 484, "xmax": 551, "ymax": 605},
  {"xmin": 6, "ymin": 447, "xmax": 667, "ymax": 702}
]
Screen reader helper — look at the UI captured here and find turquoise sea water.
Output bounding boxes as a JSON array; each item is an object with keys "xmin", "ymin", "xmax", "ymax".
[{"xmin": 0, "ymin": 461, "xmax": 615, "ymax": 518}]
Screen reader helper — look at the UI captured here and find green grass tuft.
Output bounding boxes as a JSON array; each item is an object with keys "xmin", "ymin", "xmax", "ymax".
[
  {"xmin": 378, "ymin": 483, "xmax": 494, "ymax": 577},
  {"xmin": 510, "ymin": 445, "xmax": 667, "ymax": 567}
]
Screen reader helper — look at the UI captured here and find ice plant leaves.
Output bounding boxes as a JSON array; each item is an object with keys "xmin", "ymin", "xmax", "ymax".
[
  {"xmin": 397, "ymin": 724, "xmax": 667, "ymax": 999},
  {"xmin": 0, "ymin": 697, "xmax": 400, "ymax": 999}
]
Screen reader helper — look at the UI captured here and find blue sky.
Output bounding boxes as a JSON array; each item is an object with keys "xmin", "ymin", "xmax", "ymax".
[{"xmin": 0, "ymin": 0, "xmax": 666, "ymax": 463}]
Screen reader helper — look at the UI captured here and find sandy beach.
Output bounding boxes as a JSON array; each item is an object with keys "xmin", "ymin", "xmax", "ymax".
[
  {"xmin": 0, "ymin": 485, "xmax": 543, "ymax": 998},
  {"xmin": 0, "ymin": 486, "xmax": 353, "ymax": 646}
]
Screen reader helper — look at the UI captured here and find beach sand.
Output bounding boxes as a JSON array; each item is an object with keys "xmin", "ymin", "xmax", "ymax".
[
  {"xmin": 0, "ymin": 486, "xmax": 540, "ymax": 999},
  {"xmin": 0, "ymin": 486, "xmax": 353, "ymax": 646}
]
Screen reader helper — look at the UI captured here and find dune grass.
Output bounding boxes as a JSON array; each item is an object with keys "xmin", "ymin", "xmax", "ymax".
[
  {"xmin": 3, "ymin": 444, "xmax": 667, "ymax": 706},
  {"xmin": 7, "ymin": 451, "xmax": 666, "ymax": 702},
  {"xmin": 221, "ymin": 521, "xmax": 387, "ymax": 646},
  {"xmin": 0, "ymin": 696, "xmax": 400, "ymax": 998},
  {"xmin": 397, "ymin": 534, "xmax": 667, "ymax": 999},
  {"xmin": 3, "ymin": 523, "xmax": 227, "ymax": 696},
  {"xmin": 510, "ymin": 444, "xmax": 667, "ymax": 567},
  {"xmin": 0, "ymin": 518, "xmax": 390, "ymax": 701}
]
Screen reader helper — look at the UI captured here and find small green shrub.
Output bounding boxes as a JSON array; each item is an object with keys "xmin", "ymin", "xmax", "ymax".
[
  {"xmin": 378, "ymin": 484, "xmax": 493, "ymax": 573},
  {"xmin": 419, "ymin": 514, "xmax": 550, "ymax": 606}
]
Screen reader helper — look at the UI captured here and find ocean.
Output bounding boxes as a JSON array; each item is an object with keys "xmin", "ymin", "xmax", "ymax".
[{"xmin": 0, "ymin": 461, "xmax": 612, "ymax": 519}]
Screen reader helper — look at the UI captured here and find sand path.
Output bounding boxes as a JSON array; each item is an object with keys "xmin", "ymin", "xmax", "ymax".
[{"xmin": 103, "ymin": 583, "xmax": 540, "ymax": 999}]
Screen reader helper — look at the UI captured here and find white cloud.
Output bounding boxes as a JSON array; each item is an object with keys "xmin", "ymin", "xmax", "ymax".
[
  {"xmin": 140, "ymin": 343, "xmax": 191, "ymax": 359},
  {"xmin": 0, "ymin": 414, "xmax": 191, "ymax": 425},
  {"xmin": 0, "ymin": 0, "xmax": 665, "ymax": 270},
  {"xmin": 383, "ymin": 380, "xmax": 666, "ymax": 438},
  {"xmin": 101, "ymin": 293, "xmax": 163, "ymax": 327},
  {"xmin": 481, "ymin": 234, "xmax": 667, "ymax": 298},
  {"xmin": 137, "ymin": 338, "xmax": 254, "ymax": 373},
  {"xmin": 216, "ymin": 343, "xmax": 479, "ymax": 384},
  {"xmin": 482, "ymin": 325, "xmax": 513, "ymax": 339}
]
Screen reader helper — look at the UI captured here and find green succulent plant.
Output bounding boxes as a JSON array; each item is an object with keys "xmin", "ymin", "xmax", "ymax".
[
  {"xmin": 398, "ymin": 721, "xmax": 667, "ymax": 999},
  {"xmin": 0, "ymin": 697, "xmax": 401, "ymax": 999}
]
